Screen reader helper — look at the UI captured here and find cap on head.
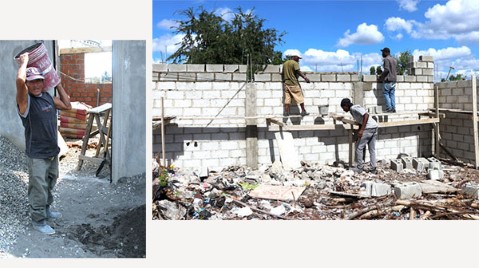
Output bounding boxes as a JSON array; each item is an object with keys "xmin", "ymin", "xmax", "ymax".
[
  {"xmin": 289, "ymin": 54, "xmax": 302, "ymax": 59},
  {"xmin": 340, "ymin": 98, "xmax": 352, "ymax": 107},
  {"xmin": 381, "ymin": 47, "xmax": 390, "ymax": 53},
  {"xmin": 26, "ymin": 67, "xmax": 45, "ymax": 81}
]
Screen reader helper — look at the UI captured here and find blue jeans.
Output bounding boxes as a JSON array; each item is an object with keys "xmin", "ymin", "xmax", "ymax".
[{"xmin": 383, "ymin": 82, "xmax": 396, "ymax": 111}]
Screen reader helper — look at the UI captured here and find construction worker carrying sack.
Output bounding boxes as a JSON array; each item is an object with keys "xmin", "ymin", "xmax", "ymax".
[
  {"xmin": 16, "ymin": 52, "xmax": 72, "ymax": 235},
  {"xmin": 282, "ymin": 54, "xmax": 310, "ymax": 117}
]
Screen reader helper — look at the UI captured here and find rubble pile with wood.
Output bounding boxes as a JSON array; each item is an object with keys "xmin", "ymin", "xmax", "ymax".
[{"xmin": 152, "ymin": 157, "xmax": 478, "ymax": 220}]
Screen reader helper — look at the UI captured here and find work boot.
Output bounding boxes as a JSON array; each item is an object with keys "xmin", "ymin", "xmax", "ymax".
[
  {"xmin": 301, "ymin": 110, "xmax": 310, "ymax": 116},
  {"xmin": 47, "ymin": 208, "xmax": 62, "ymax": 220},
  {"xmin": 368, "ymin": 167, "xmax": 377, "ymax": 174},
  {"xmin": 32, "ymin": 220, "xmax": 55, "ymax": 235}
]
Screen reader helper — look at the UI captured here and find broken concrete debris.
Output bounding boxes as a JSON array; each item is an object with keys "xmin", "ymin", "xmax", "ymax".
[{"xmin": 152, "ymin": 155, "xmax": 478, "ymax": 220}]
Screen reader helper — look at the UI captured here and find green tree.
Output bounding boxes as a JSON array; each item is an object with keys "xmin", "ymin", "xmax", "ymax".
[
  {"xmin": 449, "ymin": 73, "xmax": 465, "ymax": 81},
  {"xmin": 168, "ymin": 6, "xmax": 285, "ymax": 68},
  {"xmin": 395, "ymin": 50, "xmax": 412, "ymax": 75},
  {"xmin": 369, "ymin": 66, "xmax": 375, "ymax": 75},
  {"xmin": 376, "ymin": 66, "xmax": 383, "ymax": 75}
]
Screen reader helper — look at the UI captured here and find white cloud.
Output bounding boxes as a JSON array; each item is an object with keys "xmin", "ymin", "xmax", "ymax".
[
  {"xmin": 337, "ymin": 23, "xmax": 384, "ymax": 47},
  {"xmin": 397, "ymin": 0, "xmax": 420, "ymax": 12},
  {"xmin": 412, "ymin": 0, "xmax": 479, "ymax": 42},
  {"xmin": 412, "ymin": 46, "xmax": 478, "ymax": 80},
  {"xmin": 394, "ymin": 33, "xmax": 404, "ymax": 40},
  {"xmin": 215, "ymin": 7, "xmax": 235, "ymax": 21},
  {"xmin": 385, "ymin": 17, "xmax": 413, "ymax": 33},
  {"xmin": 412, "ymin": 46, "xmax": 471, "ymax": 61},
  {"xmin": 288, "ymin": 49, "xmax": 382, "ymax": 73},
  {"xmin": 156, "ymin": 19, "xmax": 178, "ymax": 30},
  {"xmin": 152, "ymin": 34, "xmax": 185, "ymax": 61}
]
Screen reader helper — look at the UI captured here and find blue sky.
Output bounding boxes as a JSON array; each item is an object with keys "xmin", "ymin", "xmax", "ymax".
[{"xmin": 153, "ymin": 0, "xmax": 479, "ymax": 81}]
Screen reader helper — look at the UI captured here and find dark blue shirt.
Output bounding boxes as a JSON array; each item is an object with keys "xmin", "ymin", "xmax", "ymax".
[{"xmin": 19, "ymin": 92, "xmax": 59, "ymax": 158}]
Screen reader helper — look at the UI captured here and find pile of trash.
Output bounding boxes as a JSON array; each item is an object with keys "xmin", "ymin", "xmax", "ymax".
[{"xmin": 152, "ymin": 156, "xmax": 478, "ymax": 220}]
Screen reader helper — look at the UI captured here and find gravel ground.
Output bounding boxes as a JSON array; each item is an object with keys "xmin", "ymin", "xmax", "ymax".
[{"xmin": 0, "ymin": 136, "xmax": 146, "ymax": 258}]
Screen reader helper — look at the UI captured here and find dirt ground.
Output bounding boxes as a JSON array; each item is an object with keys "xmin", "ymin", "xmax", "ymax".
[{"xmin": 5, "ymin": 140, "xmax": 146, "ymax": 258}]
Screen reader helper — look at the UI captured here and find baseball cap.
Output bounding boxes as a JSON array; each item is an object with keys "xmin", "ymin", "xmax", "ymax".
[
  {"xmin": 26, "ymin": 67, "xmax": 45, "ymax": 81},
  {"xmin": 381, "ymin": 47, "xmax": 390, "ymax": 53}
]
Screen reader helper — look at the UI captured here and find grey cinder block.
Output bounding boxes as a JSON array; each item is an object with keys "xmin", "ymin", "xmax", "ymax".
[{"xmin": 394, "ymin": 183, "xmax": 422, "ymax": 199}]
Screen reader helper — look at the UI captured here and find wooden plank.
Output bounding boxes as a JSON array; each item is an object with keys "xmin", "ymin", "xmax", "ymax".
[
  {"xmin": 378, "ymin": 118, "xmax": 439, "ymax": 127},
  {"xmin": 248, "ymin": 185, "xmax": 306, "ymax": 201},
  {"xmin": 88, "ymin": 103, "xmax": 112, "ymax": 114},
  {"xmin": 434, "ymin": 85, "xmax": 440, "ymax": 157},
  {"xmin": 274, "ymin": 132, "xmax": 301, "ymax": 170},
  {"xmin": 472, "ymin": 76, "xmax": 479, "ymax": 169},
  {"xmin": 268, "ymin": 124, "xmax": 335, "ymax": 131}
]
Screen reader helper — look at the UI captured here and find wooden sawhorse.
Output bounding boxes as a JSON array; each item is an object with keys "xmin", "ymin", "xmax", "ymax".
[{"xmin": 76, "ymin": 103, "xmax": 112, "ymax": 180}]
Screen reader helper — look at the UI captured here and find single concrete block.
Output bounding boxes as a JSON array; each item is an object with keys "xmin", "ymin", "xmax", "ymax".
[
  {"xmin": 427, "ymin": 157, "xmax": 442, "ymax": 170},
  {"xmin": 168, "ymin": 64, "xmax": 187, "ymax": 72},
  {"xmin": 224, "ymin": 64, "xmax": 240, "ymax": 73},
  {"xmin": 391, "ymin": 159, "xmax": 404, "ymax": 172},
  {"xmin": 215, "ymin": 73, "xmax": 232, "ymax": 81},
  {"xmin": 232, "ymin": 73, "xmax": 247, "ymax": 81},
  {"xmin": 153, "ymin": 63, "xmax": 168, "ymax": 72},
  {"xmin": 423, "ymin": 68, "xmax": 434, "ymax": 76},
  {"xmin": 413, "ymin": 158, "xmax": 430, "ymax": 172},
  {"xmin": 403, "ymin": 76, "xmax": 415, "ymax": 82},
  {"xmin": 428, "ymin": 169, "xmax": 442, "ymax": 180},
  {"xmin": 308, "ymin": 74, "xmax": 321, "ymax": 82},
  {"xmin": 419, "ymin": 56, "xmax": 434, "ymax": 62},
  {"xmin": 337, "ymin": 74, "xmax": 351, "ymax": 82},
  {"xmin": 197, "ymin": 73, "xmax": 215, "ymax": 81},
  {"xmin": 462, "ymin": 184, "xmax": 479, "ymax": 198},
  {"xmin": 186, "ymin": 64, "xmax": 205, "ymax": 72},
  {"xmin": 414, "ymin": 62, "xmax": 428, "ymax": 68},
  {"xmin": 401, "ymin": 157, "xmax": 414, "ymax": 169},
  {"xmin": 321, "ymin": 74, "xmax": 336, "ymax": 81},
  {"xmin": 412, "ymin": 68, "xmax": 423, "ymax": 75},
  {"xmin": 372, "ymin": 182, "xmax": 392, "ymax": 197},
  {"xmin": 254, "ymin": 73, "xmax": 271, "ymax": 82},
  {"xmin": 375, "ymin": 106, "xmax": 383, "ymax": 114},
  {"xmin": 416, "ymin": 76, "xmax": 428, "ymax": 82},
  {"xmin": 396, "ymin": 76, "xmax": 404, "ymax": 82},
  {"xmin": 350, "ymin": 74, "xmax": 360, "ymax": 82},
  {"xmin": 262, "ymin": 65, "xmax": 281, "ymax": 73},
  {"xmin": 394, "ymin": 183, "xmax": 422, "ymax": 199},
  {"xmin": 206, "ymin": 64, "xmax": 224, "ymax": 72},
  {"xmin": 362, "ymin": 75, "xmax": 377, "ymax": 82}
]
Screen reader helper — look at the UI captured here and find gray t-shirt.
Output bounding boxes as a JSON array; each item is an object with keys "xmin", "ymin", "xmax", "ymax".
[
  {"xmin": 382, "ymin": 55, "xmax": 397, "ymax": 82},
  {"xmin": 350, "ymin": 105, "xmax": 378, "ymax": 129}
]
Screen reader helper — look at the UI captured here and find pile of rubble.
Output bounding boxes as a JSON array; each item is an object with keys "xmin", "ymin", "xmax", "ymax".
[{"xmin": 152, "ymin": 156, "xmax": 478, "ymax": 220}]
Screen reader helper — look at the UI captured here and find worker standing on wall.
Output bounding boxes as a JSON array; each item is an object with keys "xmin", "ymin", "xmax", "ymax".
[
  {"xmin": 16, "ymin": 52, "xmax": 72, "ymax": 235},
  {"xmin": 282, "ymin": 54, "xmax": 310, "ymax": 117},
  {"xmin": 377, "ymin": 47, "xmax": 397, "ymax": 113},
  {"xmin": 340, "ymin": 98, "xmax": 378, "ymax": 174}
]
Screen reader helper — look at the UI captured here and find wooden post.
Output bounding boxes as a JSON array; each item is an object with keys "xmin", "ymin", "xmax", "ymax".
[
  {"xmin": 161, "ymin": 97, "xmax": 166, "ymax": 167},
  {"xmin": 472, "ymin": 76, "xmax": 479, "ymax": 169},
  {"xmin": 434, "ymin": 85, "xmax": 440, "ymax": 157},
  {"xmin": 246, "ymin": 83, "xmax": 258, "ymax": 169},
  {"xmin": 348, "ymin": 125, "xmax": 354, "ymax": 167}
]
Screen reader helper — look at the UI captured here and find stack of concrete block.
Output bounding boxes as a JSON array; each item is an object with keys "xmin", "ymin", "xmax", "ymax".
[
  {"xmin": 427, "ymin": 157, "xmax": 444, "ymax": 180},
  {"xmin": 408, "ymin": 55, "xmax": 434, "ymax": 82}
]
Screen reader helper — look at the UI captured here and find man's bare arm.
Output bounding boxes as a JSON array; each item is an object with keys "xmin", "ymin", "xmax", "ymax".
[
  {"xmin": 53, "ymin": 83, "xmax": 72, "ymax": 110},
  {"xmin": 16, "ymin": 53, "xmax": 29, "ymax": 115}
]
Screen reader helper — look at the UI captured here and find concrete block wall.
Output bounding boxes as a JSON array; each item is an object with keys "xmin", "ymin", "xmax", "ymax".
[
  {"xmin": 60, "ymin": 52, "xmax": 112, "ymax": 107},
  {"xmin": 437, "ymin": 80, "xmax": 479, "ymax": 111},
  {"xmin": 436, "ymin": 79, "xmax": 479, "ymax": 164},
  {"xmin": 153, "ymin": 59, "xmax": 436, "ymax": 171}
]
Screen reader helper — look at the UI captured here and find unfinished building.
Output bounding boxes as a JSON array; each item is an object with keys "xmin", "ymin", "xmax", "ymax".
[{"xmin": 152, "ymin": 57, "xmax": 479, "ymax": 172}]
